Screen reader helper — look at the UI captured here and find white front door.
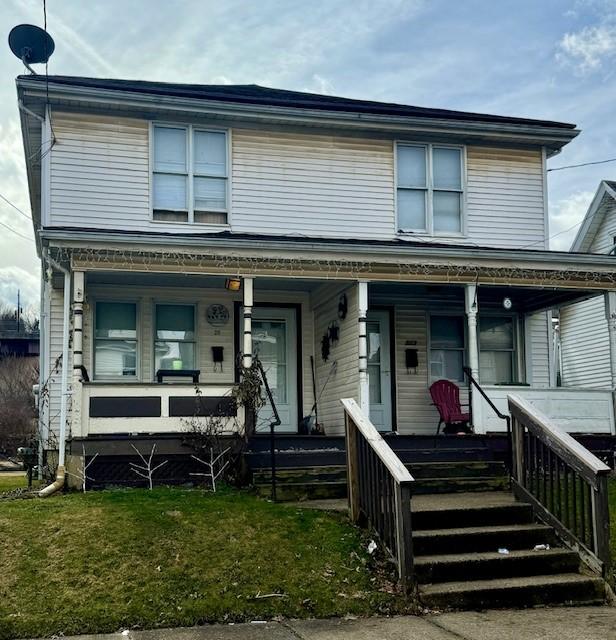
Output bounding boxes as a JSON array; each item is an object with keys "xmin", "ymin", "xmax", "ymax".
[
  {"xmin": 252, "ymin": 307, "xmax": 298, "ymax": 433},
  {"xmin": 367, "ymin": 310, "xmax": 392, "ymax": 432}
]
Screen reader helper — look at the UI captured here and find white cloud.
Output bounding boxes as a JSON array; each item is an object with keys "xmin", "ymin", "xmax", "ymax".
[
  {"xmin": 549, "ymin": 190, "xmax": 595, "ymax": 250},
  {"xmin": 0, "ymin": 266, "xmax": 40, "ymax": 312},
  {"xmin": 557, "ymin": 25, "xmax": 616, "ymax": 72}
]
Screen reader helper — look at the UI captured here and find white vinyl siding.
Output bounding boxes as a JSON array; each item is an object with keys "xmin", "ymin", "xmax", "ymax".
[
  {"xmin": 231, "ymin": 130, "xmax": 395, "ymax": 238},
  {"xmin": 48, "ymin": 113, "xmax": 547, "ymax": 247},
  {"xmin": 311, "ymin": 283, "xmax": 359, "ymax": 435},
  {"xmin": 560, "ymin": 297, "xmax": 612, "ymax": 389},
  {"xmin": 466, "ymin": 147, "xmax": 545, "ymax": 248},
  {"xmin": 526, "ymin": 312, "xmax": 551, "ymax": 388}
]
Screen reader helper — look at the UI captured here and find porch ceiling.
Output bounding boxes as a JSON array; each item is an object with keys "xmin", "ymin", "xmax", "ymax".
[{"xmin": 370, "ymin": 282, "xmax": 604, "ymax": 313}]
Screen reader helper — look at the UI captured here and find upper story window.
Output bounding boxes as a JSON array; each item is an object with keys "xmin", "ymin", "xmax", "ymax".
[
  {"xmin": 396, "ymin": 143, "xmax": 464, "ymax": 235},
  {"xmin": 152, "ymin": 124, "xmax": 228, "ymax": 225}
]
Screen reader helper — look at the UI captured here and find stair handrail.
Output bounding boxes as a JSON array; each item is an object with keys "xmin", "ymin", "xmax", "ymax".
[
  {"xmin": 508, "ymin": 393, "xmax": 611, "ymax": 578},
  {"xmin": 341, "ymin": 398, "xmax": 415, "ymax": 589},
  {"xmin": 463, "ymin": 366, "xmax": 512, "ymax": 470}
]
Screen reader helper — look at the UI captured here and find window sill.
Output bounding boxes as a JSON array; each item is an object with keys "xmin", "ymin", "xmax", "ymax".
[{"xmin": 398, "ymin": 231, "xmax": 467, "ymax": 240}]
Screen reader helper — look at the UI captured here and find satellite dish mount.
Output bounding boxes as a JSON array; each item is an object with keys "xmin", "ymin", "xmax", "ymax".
[{"xmin": 8, "ymin": 24, "xmax": 55, "ymax": 74}]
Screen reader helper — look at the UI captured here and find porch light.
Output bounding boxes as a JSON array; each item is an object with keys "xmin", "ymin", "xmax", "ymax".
[
  {"xmin": 225, "ymin": 278, "xmax": 242, "ymax": 292},
  {"xmin": 503, "ymin": 296, "xmax": 513, "ymax": 310}
]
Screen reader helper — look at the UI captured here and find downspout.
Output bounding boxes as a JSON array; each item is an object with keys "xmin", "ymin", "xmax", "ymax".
[{"xmin": 39, "ymin": 256, "xmax": 71, "ymax": 497}]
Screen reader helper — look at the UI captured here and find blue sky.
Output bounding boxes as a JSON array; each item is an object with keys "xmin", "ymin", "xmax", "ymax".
[{"xmin": 1, "ymin": 0, "xmax": 615, "ymax": 309}]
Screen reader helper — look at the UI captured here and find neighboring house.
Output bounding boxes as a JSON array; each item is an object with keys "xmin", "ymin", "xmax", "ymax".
[
  {"xmin": 558, "ymin": 181, "xmax": 616, "ymax": 390},
  {"xmin": 15, "ymin": 75, "xmax": 616, "ymax": 484}
]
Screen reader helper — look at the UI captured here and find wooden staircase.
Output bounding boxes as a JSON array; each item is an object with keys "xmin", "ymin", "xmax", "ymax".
[{"xmin": 412, "ymin": 491, "xmax": 605, "ymax": 609}]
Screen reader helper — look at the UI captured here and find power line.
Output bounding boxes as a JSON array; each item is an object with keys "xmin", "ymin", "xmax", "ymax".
[
  {"xmin": 547, "ymin": 157, "xmax": 616, "ymax": 172},
  {"xmin": 520, "ymin": 220, "xmax": 583, "ymax": 249},
  {"xmin": 0, "ymin": 218, "xmax": 34, "ymax": 242},
  {"xmin": 0, "ymin": 193, "xmax": 32, "ymax": 220}
]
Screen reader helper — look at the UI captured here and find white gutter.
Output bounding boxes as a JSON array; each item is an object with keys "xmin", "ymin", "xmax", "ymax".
[{"xmin": 39, "ymin": 255, "xmax": 71, "ymax": 498}]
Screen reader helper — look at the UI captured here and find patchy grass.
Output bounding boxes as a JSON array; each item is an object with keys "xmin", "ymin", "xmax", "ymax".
[
  {"xmin": 0, "ymin": 471, "xmax": 36, "ymax": 492},
  {"xmin": 0, "ymin": 487, "xmax": 411, "ymax": 639}
]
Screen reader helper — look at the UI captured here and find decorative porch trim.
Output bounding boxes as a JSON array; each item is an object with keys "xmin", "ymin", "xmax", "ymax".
[{"xmin": 52, "ymin": 246, "xmax": 616, "ymax": 290}]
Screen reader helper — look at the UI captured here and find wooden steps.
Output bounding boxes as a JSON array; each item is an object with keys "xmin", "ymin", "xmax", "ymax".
[{"xmin": 412, "ymin": 491, "xmax": 606, "ymax": 610}]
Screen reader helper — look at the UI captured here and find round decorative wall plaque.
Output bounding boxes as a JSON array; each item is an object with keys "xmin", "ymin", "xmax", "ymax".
[{"xmin": 206, "ymin": 304, "xmax": 230, "ymax": 326}]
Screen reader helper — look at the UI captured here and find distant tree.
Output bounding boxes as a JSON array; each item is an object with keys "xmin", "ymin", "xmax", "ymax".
[
  {"xmin": 0, "ymin": 305, "xmax": 39, "ymax": 334},
  {"xmin": 0, "ymin": 355, "xmax": 38, "ymax": 456}
]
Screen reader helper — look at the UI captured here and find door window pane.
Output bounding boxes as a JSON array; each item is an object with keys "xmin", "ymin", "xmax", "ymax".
[
  {"xmin": 154, "ymin": 127, "xmax": 186, "ymax": 173},
  {"xmin": 194, "ymin": 177, "xmax": 227, "ymax": 211},
  {"xmin": 398, "ymin": 189, "xmax": 426, "ymax": 230},
  {"xmin": 253, "ymin": 320, "xmax": 288, "ymax": 403},
  {"xmin": 194, "ymin": 131, "xmax": 226, "ymax": 176},
  {"xmin": 153, "ymin": 174, "xmax": 187, "ymax": 210},
  {"xmin": 397, "ymin": 145, "xmax": 426, "ymax": 187},
  {"xmin": 433, "ymin": 191, "xmax": 461, "ymax": 233},
  {"xmin": 433, "ymin": 147, "xmax": 461, "ymax": 190},
  {"xmin": 96, "ymin": 302, "xmax": 136, "ymax": 339}
]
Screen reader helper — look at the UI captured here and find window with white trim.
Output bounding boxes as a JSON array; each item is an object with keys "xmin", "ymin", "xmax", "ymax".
[
  {"xmin": 429, "ymin": 315, "xmax": 466, "ymax": 382},
  {"xmin": 152, "ymin": 124, "xmax": 228, "ymax": 224},
  {"xmin": 479, "ymin": 315, "xmax": 517, "ymax": 384},
  {"xmin": 94, "ymin": 301, "xmax": 138, "ymax": 379},
  {"xmin": 154, "ymin": 304, "xmax": 196, "ymax": 372},
  {"xmin": 397, "ymin": 144, "xmax": 464, "ymax": 234}
]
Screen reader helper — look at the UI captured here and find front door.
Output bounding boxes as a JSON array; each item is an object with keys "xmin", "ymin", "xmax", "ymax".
[
  {"xmin": 367, "ymin": 310, "xmax": 392, "ymax": 432},
  {"xmin": 252, "ymin": 307, "xmax": 298, "ymax": 433}
]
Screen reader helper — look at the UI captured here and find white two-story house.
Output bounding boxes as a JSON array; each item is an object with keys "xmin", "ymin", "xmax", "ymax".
[{"xmin": 16, "ymin": 74, "xmax": 616, "ymax": 487}]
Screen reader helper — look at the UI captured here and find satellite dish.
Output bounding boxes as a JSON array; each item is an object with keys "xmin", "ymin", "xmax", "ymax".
[{"xmin": 8, "ymin": 24, "xmax": 55, "ymax": 74}]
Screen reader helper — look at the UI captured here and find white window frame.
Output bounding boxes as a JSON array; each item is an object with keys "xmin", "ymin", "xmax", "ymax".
[
  {"xmin": 149, "ymin": 123, "xmax": 231, "ymax": 226},
  {"xmin": 152, "ymin": 302, "xmax": 198, "ymax": 377},
  {"xmin": 395, "ymin": 142, "xmax": 466, "ymax": 237},
  {"xmin": 478, "ymin": 312, "xmax": 520, "ymax": 385},
  {"xmin": 92, "ymin": 299, "xmax": 140, "ymax": 381},
  {"xmin": 428, "ymin": 312, "xmax": 467, "ymax": 383}
]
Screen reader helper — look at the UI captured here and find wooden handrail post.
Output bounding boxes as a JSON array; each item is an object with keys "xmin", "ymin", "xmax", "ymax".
[
  {"xmin": 394, "ymin": 481, "xmax": 414, "ymax": 590},
  {"xmin": 592, "ymin": 474, "xmax": 611, "ymax": 578},
  {"xmin": 345, "ymin": 412, "xmax": 360, "ymax": 523},
  {"xmin": 513, "ymin": 418, "xmax": 524, "ymax": 483}
]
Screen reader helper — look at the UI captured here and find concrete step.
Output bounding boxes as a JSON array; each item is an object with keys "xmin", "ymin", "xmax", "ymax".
[
  {"xmin": 413, "ymin": 523, "xmax": 555, "ymax": 555},
  {"xmin": 411, "ymin": 476, "xmax": 510, "ymax": 494},
  {"xmin": 407, "ymin": 461, "xmax": 506, "ymax": 479},
  {"xmin": 414, "ymin": 548, "xmax": 580, "ymax": 584},
  {"xmin": 252, "ymin": 465, "xmax": 346, "ymax": 484},
  {"xmin": 412, "ymin": 492, "xmax": 533, "ymax": 530},
  {"xmin": 419, "ymin": 573, "xmax": 605, "ymax": 610},
  {"xmin": 254, "ymin": 480, "xmax": 347, "ymax": 501}
]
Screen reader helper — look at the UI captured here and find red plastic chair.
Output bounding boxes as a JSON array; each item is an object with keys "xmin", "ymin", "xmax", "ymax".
[{"xmin": 429, "ymin": 380, "xmax": 471, "ymax": 435}]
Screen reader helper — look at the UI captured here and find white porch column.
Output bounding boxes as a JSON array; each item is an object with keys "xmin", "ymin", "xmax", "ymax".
[
  {"xmin": 465, "ymin": 283, "xmax": 481, "ymax": 429},
  {"xmin": 358, "ymin": 281, "xmax": 369, "ymax": 415},
  {"xmin": 242, "ymin": 277, "xmax": 254, "ymax": 369},
  {"xmin": 605, "ymin": 292, "xmax": 616, "ymax": 389},
  {"xmin": 71, "ymin": 271, "xmax": 85, "ymax": 437}
]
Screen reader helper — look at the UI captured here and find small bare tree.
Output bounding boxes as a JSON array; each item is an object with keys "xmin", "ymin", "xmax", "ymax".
[
  {"xmin": 129, "ymin": 443, "xmax": 168, "ymax": 490},
  {"xmin": 65, "ymin": 445, "xmax": 98, "ymax": 492}
]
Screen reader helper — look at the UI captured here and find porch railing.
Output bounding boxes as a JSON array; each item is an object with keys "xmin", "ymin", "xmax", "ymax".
[
  {"xmin": 509, "ymin": 393, "xmax": 611, "ymax": 578},
  {"xmin": 341, "ymin": 398, "xmax": 415, "ymax": 589},
  {"xmin": 463, "ymin": 366, "xmax": 512, "ymax": 470}
]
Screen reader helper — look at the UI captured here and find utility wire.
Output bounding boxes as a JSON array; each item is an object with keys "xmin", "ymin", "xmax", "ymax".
[
  {"xmin": 0, "ymin": 193, "xmax": 32, "ymax": 220},
  {"xmin": 0, "ymin": 218, "xmax": 34, "ymax": 242},
  {"xmin": 520, "ymin": 220, "xmax": 583, "ymax": 249},
  {"xmin": 547, "ymin": 157, "xmax": 616, "ymax": 172}
]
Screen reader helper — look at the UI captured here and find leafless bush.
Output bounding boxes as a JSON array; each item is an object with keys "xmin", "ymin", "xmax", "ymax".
[{"xmin": 0, "ymin": 356, "xmax": 38, "ymax": 456}]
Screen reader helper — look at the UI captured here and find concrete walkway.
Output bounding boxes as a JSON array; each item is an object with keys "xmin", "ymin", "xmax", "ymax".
[{"xmin": 31, "ymin": 607, "xmax": 616, "ymax": 640}]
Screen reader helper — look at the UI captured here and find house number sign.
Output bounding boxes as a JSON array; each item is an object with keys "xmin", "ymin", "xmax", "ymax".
[{"xmin": 206, "ymin": 304, "xmax": 230, "ymax": 326}]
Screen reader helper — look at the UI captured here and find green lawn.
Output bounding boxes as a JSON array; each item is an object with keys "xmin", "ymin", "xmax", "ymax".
[
  {"xmin": 0, "ymin": 487, "xmax": 410, "ymax": 639},
  {"xmin": 0, "ymin": 471, "xmax": 34, "ymax": 492}
]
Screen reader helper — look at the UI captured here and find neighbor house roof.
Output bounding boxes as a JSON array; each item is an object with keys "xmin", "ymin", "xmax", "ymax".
[
  {"xmin": 570, "ymin": 180, "xmax": 616, "ymax": 253},
  {"xmin": 18, "ymin": 74, "xmax": 576, "ymax": 131}
]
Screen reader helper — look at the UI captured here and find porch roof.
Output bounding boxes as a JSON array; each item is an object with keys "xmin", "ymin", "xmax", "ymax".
[{"xmin": 44, "ymin": 228, "xmax": 616, "ymax": 292}]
